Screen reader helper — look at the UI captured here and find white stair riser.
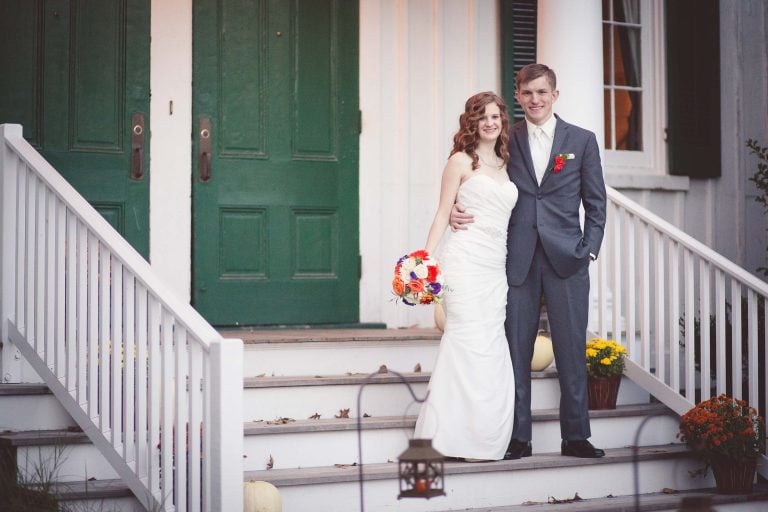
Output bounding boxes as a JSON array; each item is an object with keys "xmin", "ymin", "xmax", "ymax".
[
  {"xmin": 274, "ymin": 459, "xmax": 714, "ymax": 512},
  {"xmin": 244, "ymin": 340, "xmax": 439, "ymax": 376},
  {"xmin": 242, "ymin": 415, "xmax": 679, "ymax": 470},
  {"xmin": 243, "ymin": 376, "xmax": 650, "ymax": 421},
  {"xmin": 0, "ymin": 395, "xmax": 75, "ymax": 431},
  {"xmin": 17, "ymin": 444, "xmax": 118, "ymax": 482}
]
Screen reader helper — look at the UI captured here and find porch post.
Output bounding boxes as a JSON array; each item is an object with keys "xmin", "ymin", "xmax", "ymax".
[
  {"xmin": 208, "ymin": 337, "xmax": 244, "ymax": 511},
  {"xmin": 536, "ymin": 0, "xmax": 605, "ymax": 144},
  {"xmin": 0, "ymin": 124, "xmax": 22, "ymax": 382}
]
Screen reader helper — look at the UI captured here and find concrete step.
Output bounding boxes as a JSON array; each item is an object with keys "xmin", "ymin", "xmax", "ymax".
[
  {"xmin": 0, "ymin": 384, "xmax": 75, "ymax": 431},
  {"xmin": 241, "ymin": 403, "xmax": 679, "ymax": 470},
  {"xmin": 244, "ymin": 444, "xmax": 713, "ymax": 512},
  {"xmin": 232, "ymin": 328, "xmax": 442, "ymax": 376}
]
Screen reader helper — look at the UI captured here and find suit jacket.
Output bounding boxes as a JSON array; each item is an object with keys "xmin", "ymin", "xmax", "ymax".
[{"xmin": 506, "ymin": 115, "xmax": 607, "ymax": 286}]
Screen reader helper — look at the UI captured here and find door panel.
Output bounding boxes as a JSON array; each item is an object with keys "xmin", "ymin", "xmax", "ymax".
[
  {"xmin": 0, "ymin": 0, "xmax": 150, "ymax": 255},
  {"xmin": 192, "ymin": 0, "xmax": 359, "ymax": 325}
]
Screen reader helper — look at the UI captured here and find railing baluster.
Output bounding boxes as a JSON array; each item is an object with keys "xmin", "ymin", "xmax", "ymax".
[
  {"xmin": 715, "ymin": 271, "xmax": 727, "ymax": 394},
  {"xmin": 625, "ymin": 212, "xmax": 637, "ymax": 359},
  {"xmin": 124, "ymin": 272, "xmax": 136, "ymax": 464},
  {"xmin": 684, "ymin": 249, "xmax": 695, "ymax": 401},
  {"xmin": 77, "ymin": 222, "xmax": 88, "ymax": 406},
  {"xmin": 653, "ymin": 230, "xmax": 666, "ymax": 384},
  {"xmin": 597, "ymin": 232, "xmax": 607, "ymax": 338},
  {"xmin": 87, "ymin": 231, "xmax": 99, "ymax": 418},
  {"xmin": 640, "ymin": 221, "xmax": 651, "ymax": 369},
  {"xmin": 35, "ymin": 177, "xmax": 45, "ymax": 357},
  {"xmin": 611, "ymin": 203, "xmax": 622, "ymax": 343},
  {"xmin": 55, "ymin": 198, "xmax": 66, "ymax": 380},
  {"xmin": 161, "ymin": 309, "xmax": 174, "ymax": 506},
  {"xmin": 66, "ymin": 210, "xmax": 77, "ymax": 393},
  {"xmin": 747, "ymin": 289, "xmax": 758, "ymax": 405},
  {"xmin": 148, "ymin": 297, "xmax": 162, "ymax": 499},
  {"xmin": 44, "ymin": 187, "xmax": 55, "ymax": 368},
  {"xmin": 699, "ymin": 262, "xmax": 711, "ymax": 400},
  {"xmin": 14, "ymin": 160, "xmax": 26, "ymax": 331},
  {"xmin": 731, "ymin": 280, "xmax": 742, "ymax": 399},
  {"xmin": 668, "ymin": 240, "xmax": 680, "ymax": 393},
  {"xmin": 111, "ymin": 257, "xmax": 124, "ymax": 449},
  {"xmin": 175, "ymin": 326, "xmax": 189, "ymax": 511},
  {"xmin": 188, "ymin": 342, "xmax": 203, "ymax": 512},
  {"xmin": 25, "ymin": 171, "xmax": 35, "ymax": 346},
  {"xmin": 99, "ymin": 244, "xmax": 111, "ymax": 433},
  {"xmin": 135, "ymin": 282, "xmax": 149, "ymax": 481}
]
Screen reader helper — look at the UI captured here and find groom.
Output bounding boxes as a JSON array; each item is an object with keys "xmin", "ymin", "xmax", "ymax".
[{"xmin": 452, "ymin": 64, "xmax": 607, "ymax": 459}]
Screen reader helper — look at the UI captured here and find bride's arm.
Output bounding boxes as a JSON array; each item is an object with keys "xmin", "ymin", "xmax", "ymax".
[{"xmin": 425, "ymin": 153, "xmax": 469, "ymax": 254}]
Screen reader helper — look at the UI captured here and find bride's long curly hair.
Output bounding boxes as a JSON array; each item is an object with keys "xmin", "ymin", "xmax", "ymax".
[{"xmin": 450, "ymin": 92, "xmax": 511, "ymax": 170}]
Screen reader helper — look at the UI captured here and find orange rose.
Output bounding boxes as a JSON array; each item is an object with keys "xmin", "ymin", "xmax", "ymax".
[
  {"xmin": 408, "ymin": 279, "xmax": 425, "ymax": 293},
  {"xmin": 392, "ymin": 277, "xmax": 405, "ymax": 296}
]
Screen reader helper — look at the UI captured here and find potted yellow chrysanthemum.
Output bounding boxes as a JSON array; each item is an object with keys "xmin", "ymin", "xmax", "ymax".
[{"xmin": 585, "ymin": 337, "xmax": 627, "ymax": 409}]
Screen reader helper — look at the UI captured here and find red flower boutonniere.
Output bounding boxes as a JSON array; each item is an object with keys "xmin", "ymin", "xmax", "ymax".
[{"xmin": 553, "ymin": 153, "xmax": 575, "ymax": 173}]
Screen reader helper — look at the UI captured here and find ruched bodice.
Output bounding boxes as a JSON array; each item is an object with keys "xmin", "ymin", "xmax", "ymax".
[{"xmin": 414, "ymin": 173, "xmax": 518, "ymax": 460}]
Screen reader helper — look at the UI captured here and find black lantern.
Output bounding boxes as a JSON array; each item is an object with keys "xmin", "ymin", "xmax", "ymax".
[
  {"xmin": 397, "ymin": 438, "xmax": 445, "ymax": 499},
  {"xmin": 356, "ymin": 369, "xmax": 446, "ymax": 511}
]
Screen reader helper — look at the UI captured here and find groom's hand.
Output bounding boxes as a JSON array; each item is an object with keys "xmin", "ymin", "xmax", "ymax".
[{"xmin": 450, "ymin": 202, "xmax": 474, "ymax": 232}]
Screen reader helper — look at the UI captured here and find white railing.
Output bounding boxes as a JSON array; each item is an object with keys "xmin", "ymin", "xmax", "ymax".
[
  {"xmin": 594, "ymin": 186, "xmax": 768, "ymax": 477},
  {"xmin": 0, "ymin": 124, "xmax": 243, "ymax": 511}
]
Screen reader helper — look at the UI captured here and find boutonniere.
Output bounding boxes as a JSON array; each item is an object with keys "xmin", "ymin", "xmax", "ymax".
[{"xmin": 553, "ymin": 153, "xmax": 575, "ymax": 173}]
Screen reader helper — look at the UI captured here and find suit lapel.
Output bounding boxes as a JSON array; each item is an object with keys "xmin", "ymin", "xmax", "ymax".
[
  {"xmin": 540, "ymin": 115, "xmax": 569, "ymax": 187},
  {"xmin": 512, "ymin": 122, "xmax": 538, "ymax": 185}
]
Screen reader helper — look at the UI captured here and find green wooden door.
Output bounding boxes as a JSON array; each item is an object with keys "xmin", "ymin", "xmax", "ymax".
[
  {"xmin": 192, "ymin": 0, "xmax": 359, "ymax": 325},
  {"xmin": 0, "ymin": 0, "xmax": 151, "ymax": 257}
]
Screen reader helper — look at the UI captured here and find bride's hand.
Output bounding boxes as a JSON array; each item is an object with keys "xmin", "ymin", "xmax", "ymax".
[{"xmin": 450, "ymin": 202, "xmax": 474, "ymax": 232}]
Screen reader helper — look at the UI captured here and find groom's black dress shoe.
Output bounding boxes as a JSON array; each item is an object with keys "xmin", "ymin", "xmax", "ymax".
[
  {"xmin": 561, "ymin": 440, "xmax": 605, "ymax": 458},
  {"xmin": 503, "ymin": 439, "xmax": 532, "ymax": 460}
]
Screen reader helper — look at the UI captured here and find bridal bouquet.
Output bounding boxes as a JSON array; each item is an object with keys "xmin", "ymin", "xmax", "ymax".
[{"xmin": 392, "ymin": 250, "xmax": 445, "ymax": 305}]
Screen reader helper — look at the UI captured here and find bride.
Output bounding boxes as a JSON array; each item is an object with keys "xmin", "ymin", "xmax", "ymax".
[{"xmin": 415, "ymin": 92, "xmax": 518, "ymax": 461}]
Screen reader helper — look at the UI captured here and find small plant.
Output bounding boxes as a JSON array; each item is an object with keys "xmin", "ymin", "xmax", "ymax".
[
  {"xmin": 678, "ymin": 394, "xmax": 765, "ymax": 472},
  {"xmin": 747, "ymin": 138, "xmax": 768, "ymax": 276},
  {"xmin": 585, "ymin": 337, "xmax": 627, "ymax": 378}
]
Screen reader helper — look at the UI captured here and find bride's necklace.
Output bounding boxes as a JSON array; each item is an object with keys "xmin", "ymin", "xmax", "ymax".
[{"xmin": 478, "ymin": 153, "xmax": 502, "ymax": 168}]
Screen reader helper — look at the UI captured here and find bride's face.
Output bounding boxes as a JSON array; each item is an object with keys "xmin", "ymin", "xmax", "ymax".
[{"xmin": 477, "ymin": 102, "xmax": 501, "ymax": 143}]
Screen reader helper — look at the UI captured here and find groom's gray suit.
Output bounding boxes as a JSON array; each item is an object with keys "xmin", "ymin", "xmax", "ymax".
[{"xmin": 505, "ymin": 114, "xmax": 606, "ymax": 442}]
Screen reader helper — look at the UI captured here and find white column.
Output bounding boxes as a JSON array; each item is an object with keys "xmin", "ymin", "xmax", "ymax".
[
  {"xmin": 150, "ymin": 0, "xmax": 193, "ymax": 302},
  {"xmin": 537, "ymin": 0, "xmax": 604, "ymax": 145}
]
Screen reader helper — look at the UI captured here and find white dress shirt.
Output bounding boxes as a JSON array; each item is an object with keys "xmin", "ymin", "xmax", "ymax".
[{"xmin": 526, "ymin": 115, "xmax": 557, "ymax": 185}]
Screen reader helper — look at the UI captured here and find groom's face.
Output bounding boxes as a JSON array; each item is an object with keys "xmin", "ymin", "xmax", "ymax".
[{"xmin": 515, "ymin": 76, "xmax": 559, "ymax": 126}]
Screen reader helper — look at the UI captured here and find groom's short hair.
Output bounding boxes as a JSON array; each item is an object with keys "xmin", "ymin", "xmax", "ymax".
[{"xmin": 516, "ymin": 64, "xmax": 557, "ymax": 92}]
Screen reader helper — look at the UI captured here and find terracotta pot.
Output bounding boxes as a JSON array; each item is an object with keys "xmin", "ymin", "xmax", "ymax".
[
  {"xmin": 587, "ymin": 375, "xmax": 621, "ymax": 410},
  {"xmin": 710, "ymin": 456, "xmax": 757, "ymax": 494}
]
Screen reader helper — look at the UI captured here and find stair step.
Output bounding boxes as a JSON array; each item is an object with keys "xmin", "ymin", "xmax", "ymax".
[
  {"xmin": 435, "ymin": 483, "xmax": 768, "ymax": 512},
  {"xmin": 0, "ymin": 384, "xmax": 75, "ymax": 431},
  {"xmin": 244, "ymin": 445, "xmax": 713, "ymax": 511},
  {"xmin": 241, "ymin": 404, "xmax": 679, "ymax": 470},
  {"xmin": 234, "ymin": 328, "xmax": 442, "ymax": 376}
]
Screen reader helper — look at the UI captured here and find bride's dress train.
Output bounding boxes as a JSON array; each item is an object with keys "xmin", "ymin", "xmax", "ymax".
[{"xmin": 415, "ymin": 174, "xmax": 518, "ymax": 460}]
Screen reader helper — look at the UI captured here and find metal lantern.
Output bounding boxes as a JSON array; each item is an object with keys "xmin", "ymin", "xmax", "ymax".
[{"xmin": 397, "ymin": 438, "xmax": 446, "ymax": 499}]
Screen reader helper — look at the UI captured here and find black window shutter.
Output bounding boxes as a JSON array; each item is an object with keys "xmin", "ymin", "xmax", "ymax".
[
  {"xmin": 666, "ymin": 0, "xmax": 721, "ymax": 178},
  {"xmin": 500, "ymin": 0, "xmax": 537, "ymax": 124}
]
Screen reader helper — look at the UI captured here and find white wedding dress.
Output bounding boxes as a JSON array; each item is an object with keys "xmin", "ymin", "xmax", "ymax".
[{"xmin": 415, "ymin": 173, "xmax": 518, "ymax": 460}]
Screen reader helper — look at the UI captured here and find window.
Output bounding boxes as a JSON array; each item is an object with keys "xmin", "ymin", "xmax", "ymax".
[{"xmin": 602, "ymin": 0, "xmax": 665, "ymax": 173}]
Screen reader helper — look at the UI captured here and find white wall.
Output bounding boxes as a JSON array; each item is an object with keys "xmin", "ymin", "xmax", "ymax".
[
  {"xmin": 149, "ymin": 0, "xmax": 193, "ymax": 302},
  {"xmin": 359, "ymin": 0, "xmax": 501, "ymax": 328}
]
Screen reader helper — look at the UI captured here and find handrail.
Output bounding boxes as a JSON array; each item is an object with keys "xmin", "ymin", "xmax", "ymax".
[
  {"xmin": 594, "ymin": 185, "xmax": 768, "ymax": 478},
  {"xmin": 0, "ymin": 124, "xmax": 243, "ymax": 511}
]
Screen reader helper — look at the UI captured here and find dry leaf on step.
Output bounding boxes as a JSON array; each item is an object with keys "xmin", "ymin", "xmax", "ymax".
[
  {"xmin": 363, "ymin": 413, "xmax": 371, "ymax": 418},
  {"xmin": 266, "ymin": 455, "xmax": 274, "ymax": 470},
  {"xmin": 662, "ymin": 488, "xmax": 678, "ymax": 494},
  {"xmin": 309, "ymin": 413, "xmax": 321, "ymax": 420},
  {"xmin": 378, "ymin": 364, "xmax": 388, "ymax": 373},
  {"xmin": 334, "ymin": 462, "xmax": 358, "ymax": 468},
  {"xmin": 414, "ymin": 363, "xmax": 422, "ymax": 373},
  {"xmin": 267, "ymin": 417, "xmax": 295, "ymax": 425},
  {"xmin": 548, "ymin": 493, "xmax": 582, "ymax": 504},
  {"xmin": 335, "ymin": 408, "xmax": 350, "ymax": 418}
]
